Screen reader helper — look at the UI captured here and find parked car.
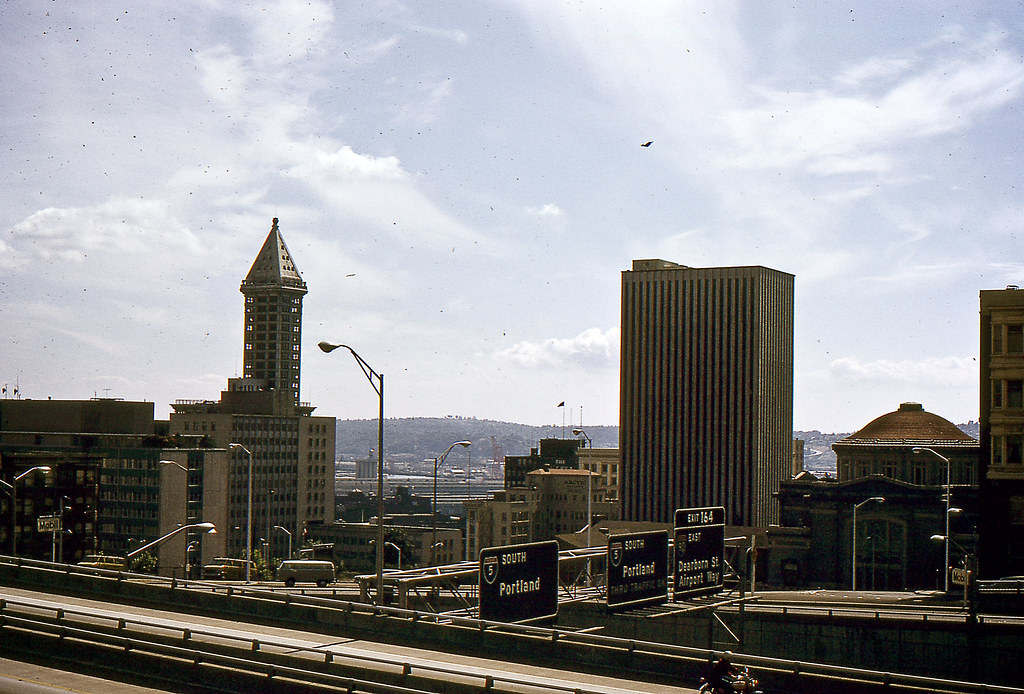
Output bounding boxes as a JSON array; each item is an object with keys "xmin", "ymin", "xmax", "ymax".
[
  {"xmin": 202, "ymin": 557, "xmax": 249, "ymax": 580},
  {"xmin": 276, "ymin": 559, "xmax": 335, "ymax": 587},
  {"xmin": 77, "ymin": 554, "xmax": 126, "ymax": 571}
]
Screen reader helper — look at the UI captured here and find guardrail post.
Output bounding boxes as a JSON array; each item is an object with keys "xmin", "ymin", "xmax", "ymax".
[
  {"xmin": 183, "ymin": 629, "xmax": 191, "ymax": 641},
  {"xmin": 484, "ymin": 675, "xmax": 494, "ymax": 689},
  {"xmin": 252, "ymin": 640, "xmax": 260, "ymax": 652}
]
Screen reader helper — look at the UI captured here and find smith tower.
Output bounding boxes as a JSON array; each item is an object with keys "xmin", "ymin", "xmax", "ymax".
[
  {"xmin": 240, "ymin": 218, "xmax": 308, "ymax": 407},
  {"xmin": 171, "ymin": 218, "xmax": 334, "ymax": 561}
]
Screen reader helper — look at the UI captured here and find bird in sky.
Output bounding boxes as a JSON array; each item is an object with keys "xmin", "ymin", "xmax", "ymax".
[{"xmin": 641, "ymin": 141, "xmax": 653, "ymax": 147}]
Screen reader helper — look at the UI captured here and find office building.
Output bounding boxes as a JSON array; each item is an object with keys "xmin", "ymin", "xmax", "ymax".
[
  {"xmin": 620, "ymin": 260, "xmax": 794, "ymax": 527},
  {"xmin": 979, "ymin": 285, "xmax": 1024, "ymax": 578},
  {"xmin": 578, "ymin": 446, "xmax": 621, "ymax": 503},
  {"xmin": 526, "ymin": 466, "xmax": 617, "ymax": 541},
  {"xmin": 0, "ymin": 398, "xmax": 226, "ymax": 574},
  {"xmin": 170, "ymin": 218, "xmax": 335, "ymax": 562},
  {"xmin": 503, "ymin": 438, "xmax": 582, "ymax": 488}
]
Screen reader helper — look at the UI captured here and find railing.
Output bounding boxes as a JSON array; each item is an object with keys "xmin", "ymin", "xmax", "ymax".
[
  {"xmin": 0, "ymin": 554, "xmax": 1021, "ymax": 694},
  {"xmin": 0, "ymin": 595, "xmax": 659, "ymax": 694}
]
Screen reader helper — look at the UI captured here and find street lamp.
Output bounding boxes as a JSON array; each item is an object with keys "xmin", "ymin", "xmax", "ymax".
[
  {"xmin": 931, "ymin": 533, "xmax": 975, "ymax": 612},
  {"xmin": 159, "ymin": 460, "xmax": 189, "ymax": 578},
  {"xmin": 319, "ymin": 340, "xmax": 385, "ymax": 603},
  {"xmin": 273, "ymin": 525, "xmax": 292, "ymax": 559},
  {"xmin": 228, "ymin": 443, "xmax": 254, "ymax": 583},
  {"xmin": 852, "ymin": 496, "xmax": 885, "ymax": 590},
  {"xmin": 1, "ymin": 466, "xmax": 52, "ymax": 555},
  {"xmin": 572, "ymin": 428, "xmax": 594, "ymax": 585},
  {"xmin": 432, "ymin": 440, "xmax": 471, "ymax": 565},
  {"xmin": 913, "ymin": 447, "xmax": 953, "ymax": 592},
  {"xmin": 266, "ymin": 488, "xmax": 277, "ymax": 571}
]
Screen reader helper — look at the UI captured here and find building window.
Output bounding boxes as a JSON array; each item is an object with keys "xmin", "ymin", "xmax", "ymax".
[
  {"xmin": 1009, "ymin": 325, "xmax": 1024, "ymax": 353},
  {"xmin": 993, "ymin": 436, "xmax": 1003, "ymax": 466},
  {"xmin": 1009, "ymin": 380, "xmax": 1023, "ymax": 409},
  {"xmin": 994, "ymin": 325, "xmax": 1004, "ymax": 354},
  {"xmin": 912, "ymin": 463, "xmax": 927, "ymax": 485},
  {"xmin": 1009, "ymin": 436, "xmax": 1023, "ymax": 466},
  {"xmin": 994, "ymin": 380, "xmax": 1003, "ymax": 408}
]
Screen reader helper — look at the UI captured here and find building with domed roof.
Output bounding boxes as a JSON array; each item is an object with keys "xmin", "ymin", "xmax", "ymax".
[
  {"xmin": 764, "ymin": 404, "xmax": 978, "ymax": 591},
  {"xmin": 833, "ymin": 402, "xmax": 978, "ymax": 487}
]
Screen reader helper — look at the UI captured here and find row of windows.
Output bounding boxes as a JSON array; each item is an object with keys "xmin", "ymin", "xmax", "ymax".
[
  {"xmin": 992, "ymin": 324, "xmax": 1024, "ymax": 354},
  {"xmin": 232, "ymin": 418, "xmax": 299, "ymax": 432},
  {"xmin": 992, "ymin": 380, "xmax": 1024, "ymax": 409},
  {"xmin": 992, "ymin": 435, "xmax": 1024, "ymax": 466},
  {"xmin": 247, "ymin": 296, "xmax": 302, "ymax": 304}
]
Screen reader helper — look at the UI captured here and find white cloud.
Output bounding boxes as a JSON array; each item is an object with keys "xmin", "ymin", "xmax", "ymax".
[
  {"xmin": 5, "ymin": 197, "xmax": 201, "ymax": 267},
  {"xmin": 720, "ymin": 33, "xmax": 1024, "ymax": 177},
  {"xmin": 527, "ymin": 203, "xmax": 562, "ymax": 217},
  {"xmin": 497, "ymin": 327, "xmax": 619, "ymax": 370},
  {"xmin": 284, "ymin": 145, "xmax": 479, "ymax": 244},
  {"xmin": 829, "ymin": 355, "xmax": 976, "ymax": 386}
]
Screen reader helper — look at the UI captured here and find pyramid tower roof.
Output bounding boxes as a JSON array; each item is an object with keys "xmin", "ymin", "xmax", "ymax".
[{"xmin": 241, "ymin": 217, "xmax": 307, "ymax": 292}]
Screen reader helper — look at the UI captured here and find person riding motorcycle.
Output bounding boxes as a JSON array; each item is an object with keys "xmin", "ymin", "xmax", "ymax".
[{"xmin": 704, "ymin": 656, "xmax": 756, "ymax": 693}]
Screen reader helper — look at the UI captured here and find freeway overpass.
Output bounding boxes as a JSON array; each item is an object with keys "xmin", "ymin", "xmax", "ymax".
[{"xmin": 0, "ymin": 556, "xmax": 1022, "ymax": 693}]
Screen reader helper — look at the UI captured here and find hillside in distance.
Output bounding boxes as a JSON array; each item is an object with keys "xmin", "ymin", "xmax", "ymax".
[
  {"xmin": 334, "ymin": 417, "xmax": 618, "ymax": 463},
  {"xmin": 334, "ymin": 418, "xmax": 979, "ymax": 473}
]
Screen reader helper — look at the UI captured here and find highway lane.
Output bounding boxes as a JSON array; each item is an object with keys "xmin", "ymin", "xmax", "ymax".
[
  {"xmin": 0, "ymin": 586, "xmax": 702, "ymax": 694},
  {"xmin": 0, "ymin": 658, "xmax": 171, "ymax": 694}
]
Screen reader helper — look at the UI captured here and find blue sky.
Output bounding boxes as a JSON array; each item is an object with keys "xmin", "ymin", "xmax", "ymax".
[{"xmin": 2, "ymin": 1, "xmax": 1022, "ymax": 433}]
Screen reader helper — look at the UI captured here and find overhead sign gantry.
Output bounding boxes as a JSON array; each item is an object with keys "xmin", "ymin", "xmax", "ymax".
[
  {"xmin": 673, "ymin": 506, "xmax": 725, "ymax": 599},
  {"xmin": 606, "ymin": 529, "xmax": 669, "ymax": 611}
]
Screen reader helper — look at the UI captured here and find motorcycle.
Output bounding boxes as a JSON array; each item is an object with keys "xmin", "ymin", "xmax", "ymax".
[{"xmin": 698, "ymin": 664, "xmax": 762, "ymax": 694}]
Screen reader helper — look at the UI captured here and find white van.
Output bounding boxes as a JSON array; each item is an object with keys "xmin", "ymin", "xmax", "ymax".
[{"xmin": 276, "ymin": 559, "xmax": 335, "ymax": 587}]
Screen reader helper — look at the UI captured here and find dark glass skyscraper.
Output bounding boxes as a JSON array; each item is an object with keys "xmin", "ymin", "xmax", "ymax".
[{"xmin": 620, "ymin": 260, "xmax": 794, "ymax": 527}]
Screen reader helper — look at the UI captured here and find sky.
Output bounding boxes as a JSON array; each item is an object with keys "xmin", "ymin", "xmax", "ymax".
[{"xmin": 2, "ymin": 1, "xmax": 1023, "ymax": 434}]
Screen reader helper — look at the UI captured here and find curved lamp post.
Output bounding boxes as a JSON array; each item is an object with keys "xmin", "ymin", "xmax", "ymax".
[
  {"xmin": 126, "ymin": 522, "xmax": 216, "ymax": 565},
  {"xmin": 852, "ymin": 496, "xmax": 885, "ymax": 590},
  {"xmin": 273, "ymin": 525, "xmax": 292, "ymax": 559},
  {"xmin": 319, "ymin": 340, "xmax": 385, "ymax": 603},
  {"xmin": 2, "ymin": 466, "xmax": 52, "ymax": 555},
  {"xmin": 432, "ymin": 440, "xmax": 471, "ymax": 565},
  {"xmin": 228, "ymin": 443, "xmax": 254, "ymax": 583},
  {"xmin": 913, "ymin": 447, "xmax": 953, "ymax": 592},
  {"xmin": 370, "ymin": 539, "xmax": 401, "ymax": 570}
]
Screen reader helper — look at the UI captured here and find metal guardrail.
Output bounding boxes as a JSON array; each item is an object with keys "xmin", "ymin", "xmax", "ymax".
[
  {"xmin": 0, "ymin": 596, "xmax": 648, "ymax": 694},
  {"xmin": 0, "ymin": 610, "xmax": 433, "ymax": 694},
  {"xmin": 1, "ymin": 554, "xmax": 1022, "ymax": 694}
]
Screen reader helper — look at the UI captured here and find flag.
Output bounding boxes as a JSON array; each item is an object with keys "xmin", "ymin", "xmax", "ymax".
[{"xmin": 557, "ymin": 401, "xmax": 564, "ymax": 407}]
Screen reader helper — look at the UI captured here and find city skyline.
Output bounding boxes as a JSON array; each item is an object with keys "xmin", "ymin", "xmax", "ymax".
[{"xmin": 3, "ymin": 3, "xmax": 1022, "ymax": 432}]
